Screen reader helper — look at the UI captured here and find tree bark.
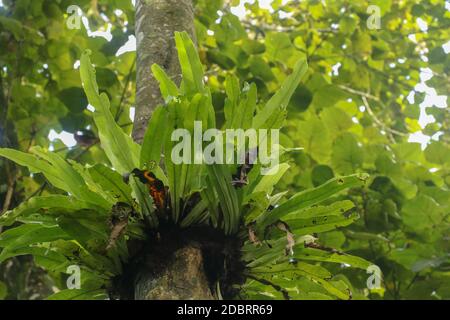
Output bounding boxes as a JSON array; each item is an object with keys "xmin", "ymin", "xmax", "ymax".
[
  {"xmin": 133, "ymin": 0, "xmax": 196, "ymax": 143},
  {"xmin": 132, "ymin": 0, "xmax": 213, "ymax": 300},
  {"xmin": 134, "ymin": 243, "xmax": 213, "ymax": 300}
]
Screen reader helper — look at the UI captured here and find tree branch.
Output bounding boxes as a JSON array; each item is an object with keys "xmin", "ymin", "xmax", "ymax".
[{"xmin": 337, "ymin": 84, "xmax": 409, "ymax": 140}]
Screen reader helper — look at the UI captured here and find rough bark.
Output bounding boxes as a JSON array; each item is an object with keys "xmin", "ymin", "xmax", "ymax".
[
  {"xmin": 135, "ymin": 244, "xmax": 213, "ymax": 300},
  {"xmin": 133, "ymin": 0, "xmax": 196, "ymax": 143},
  {"xmin": 132, "ymin": 0, "xmax": 213, "ymax": 300}
]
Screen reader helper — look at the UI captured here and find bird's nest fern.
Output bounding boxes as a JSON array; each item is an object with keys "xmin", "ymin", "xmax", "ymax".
[{"xmin": 0, "ymin": 32, "xmax": 371, "ymax": 300}]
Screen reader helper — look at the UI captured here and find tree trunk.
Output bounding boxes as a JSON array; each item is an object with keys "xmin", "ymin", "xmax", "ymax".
[
  {"xmin": 133, "ymin": 0, "xmax": 196, "ymax": 143},
  {"xmin": 134, "ymin": 242, "xmax": 213, "ymax": 300},
  {"xmin": 132, "ymin": 0, "xmax": 213, "ymax": 300}
]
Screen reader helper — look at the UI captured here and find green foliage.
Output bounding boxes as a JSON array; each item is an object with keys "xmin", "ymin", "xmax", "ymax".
[
  {"xmin": 194, "ymin": 0, "xmax": 449, "ymax": 300},
  {"xmin": 0, "ymin": 31, "xmax": 371, "ymax": 300},
  {"xmin": 0, "ymin": 0, "xmax": 448, "ymax": 300},
  {"xmin": 252, "ymin": 58, "xmax": 308, "ymax": 130},
  {"xmin": 80, "ymin": 50, "xmax": 140, "ymax": 175}
]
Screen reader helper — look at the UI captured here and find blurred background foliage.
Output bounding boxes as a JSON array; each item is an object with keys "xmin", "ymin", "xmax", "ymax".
[{"xmin": 0, "ymin": 0, "xmax": 449, "ymax": 299}]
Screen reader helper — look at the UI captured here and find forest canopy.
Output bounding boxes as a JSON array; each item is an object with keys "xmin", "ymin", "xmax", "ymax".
[{"xmin": 0, "ymin": 0, "xmax": 449, "ymax": 300}]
